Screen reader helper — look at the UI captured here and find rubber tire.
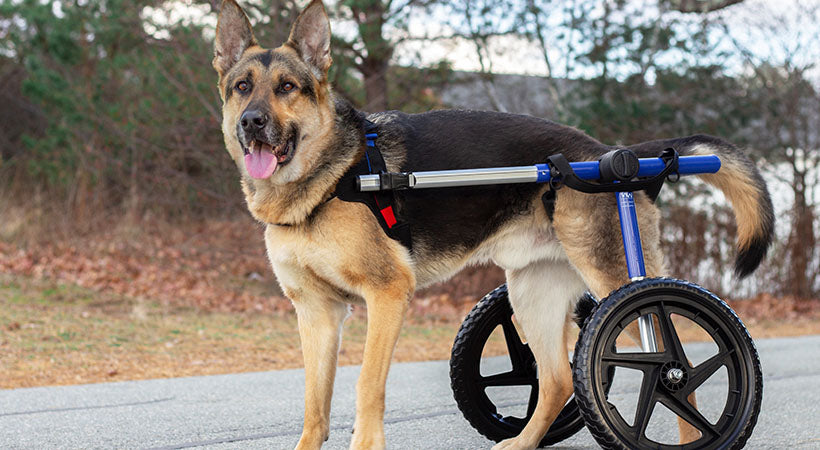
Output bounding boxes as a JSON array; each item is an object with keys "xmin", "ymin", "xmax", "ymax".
[
  {"xmin": 572, "ymin": 278, "xmax": 763, "ymax": 450},
  {"xmin": 450, "ymin": 284, "xmax": 586, "ymax": 447}
]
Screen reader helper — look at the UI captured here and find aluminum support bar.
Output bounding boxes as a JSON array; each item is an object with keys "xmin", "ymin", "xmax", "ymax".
[
  {"xmin": 358, "ymin": 174, "xmax": 382, "ymax": 192},
  {"xmin": 357, "ymin": 155, "xmax": 720, "ymax": 192},
  {"xmin": 413, "ymin": 166, "xmax": 538, "ymax": 188},
  {"xmin": 358, "ymin": 166, "xmax": 539, "ymax": 191},
  {"xmin": 638, "ymin": 315, "xmax": 659, "ymax": 353}
]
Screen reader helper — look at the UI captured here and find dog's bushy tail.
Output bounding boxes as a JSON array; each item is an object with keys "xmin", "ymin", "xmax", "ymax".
[{"xmin": 627, "ymin": 134, "xmax": 775, "ymax": 278}]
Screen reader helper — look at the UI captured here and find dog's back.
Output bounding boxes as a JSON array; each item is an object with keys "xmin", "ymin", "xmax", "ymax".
[{"xmin": 368, "ymin": 109, "xmax": 773, "ymax": 282}]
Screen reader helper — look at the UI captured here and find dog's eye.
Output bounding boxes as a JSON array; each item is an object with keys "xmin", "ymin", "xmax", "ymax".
[
  {"xmin": 236, "ymin": 81, "xmax": 249, "ymax": 92},
  {"xmin": 281, "ymin": 82, "xmax": 295, "ymax": 92}
]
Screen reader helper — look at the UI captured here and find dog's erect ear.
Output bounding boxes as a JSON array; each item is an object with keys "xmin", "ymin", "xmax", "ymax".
[
  {"xmin": 287, "ymin": 0, "xmax": 332, "ymax": 80},
  {"xmin": 214, "ymin": 0, "xmax": 257, "ymax": 77}
]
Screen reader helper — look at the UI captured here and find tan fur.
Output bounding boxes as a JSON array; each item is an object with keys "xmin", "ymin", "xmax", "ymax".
[
  {"xmin": 493, "ymin": 262, "xmax": 582, "ymax": 450},
  {"xmin": 691, "ymin": 145, "xmax": 763, "ymax": 252}
]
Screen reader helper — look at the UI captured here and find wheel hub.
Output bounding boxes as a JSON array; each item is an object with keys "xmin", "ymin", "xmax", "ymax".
[
  {"xmin": 667, "ymin": 368, "xmax": 684, "ymax": 383},
  {"xmin": 660, "ymin": 361, "xmax": 688, "ymax": 392}
]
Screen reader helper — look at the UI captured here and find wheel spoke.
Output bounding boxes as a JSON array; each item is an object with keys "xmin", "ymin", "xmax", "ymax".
[
  {"xmin": 501, "ymin": 315, "xmax": 529, "ymax": 370},
  {"xmin": 601, "ymin": 352, "xmax": 666, "ymax": 372},
  {"xmin": 684, "ymin": 349, "xmax": 734, "ymax": 395},
  {"xmin": 478, "ymin": 370, "xmax": 534, "ymax": 387},
  {"xmin": 632, "ymin": 369, "xmax": 660, "ymax": 438},
  {"xmin": 658, "ymin": 390, "xmax": 718, "ymax": 439},
  {"xmin": 656, "ymin": 302, "xmax": 687, "ymax": 362},
  {"xmin": 525, "ymin": 383, "xmax": 539, "ymax": 419}
]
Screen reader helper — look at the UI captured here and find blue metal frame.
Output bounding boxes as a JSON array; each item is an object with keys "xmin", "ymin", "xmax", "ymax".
[
  {"xmin": 358, "ymin": 154, "xmax": 720, "ymax": 192},
  {"xmin": 617, "ymin": 191, "xmax": 646, "ymax": 279},
  {"xmin": 360, "ymin": 154, "xmax": 720, "ymax": 280},
  {"xmin": 617, "ymin": 190, "xmax": 658, "ymax": 351},
  {"xmin": 534, "ymin": 154, "xmax": 720, "ymax": 183}
]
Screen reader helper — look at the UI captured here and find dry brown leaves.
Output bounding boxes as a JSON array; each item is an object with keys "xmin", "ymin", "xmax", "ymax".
[
  {"xmin": 729, "ymin": 293, "xmax": 820, "ymax": 323},
  {"xmin": 0, "ymin": 218, "xmax": 292, "ymax": 314}
]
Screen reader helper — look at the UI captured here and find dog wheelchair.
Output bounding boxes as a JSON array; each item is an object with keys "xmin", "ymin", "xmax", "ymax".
[{"xmin": 358, "ymin": 148, "xmax": 762, "ymax": 449}]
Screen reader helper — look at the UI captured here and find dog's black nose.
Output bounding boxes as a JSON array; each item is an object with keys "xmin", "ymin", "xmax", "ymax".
[{"xmin": 240, "ymin": 109, "xmax": 268, "ymax": 132}]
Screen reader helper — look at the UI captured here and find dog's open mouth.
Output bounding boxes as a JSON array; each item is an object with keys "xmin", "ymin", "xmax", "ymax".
[{"xmin": 243, "ymin": 137, "xmax": 296, "ymax": 179}]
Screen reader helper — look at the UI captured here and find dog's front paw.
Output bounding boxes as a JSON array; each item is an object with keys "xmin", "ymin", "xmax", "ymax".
[
  {"xmin": 295, "ymin": 428, "xmax": 328, "ymax": 450},
  {"xmin": 491, "ymin": 436, "xmax": 538, "ymax": 450}
]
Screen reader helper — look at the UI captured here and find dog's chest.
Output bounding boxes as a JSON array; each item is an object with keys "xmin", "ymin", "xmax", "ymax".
[
  {"xmin": 262, "ymin": 224, "xmax": 373, "ymax": 303},
  {"xmin": 264, "ymin": 226, "xmax": 336, "ymax": 277}
]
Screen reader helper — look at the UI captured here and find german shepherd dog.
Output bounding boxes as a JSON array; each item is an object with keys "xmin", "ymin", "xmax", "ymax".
[{"xmin": 212, "ymin": 1, "xmax": 774, "ymax": 448}]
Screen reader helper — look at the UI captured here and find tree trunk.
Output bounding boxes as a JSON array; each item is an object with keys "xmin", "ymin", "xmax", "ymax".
[
  {"xmin": 362, "ymin": 57, "xmax": 389, "ymax": 112},
  {"xmin": 786, "ymin": 171, "xmax": 816, "ymax": 299},
  {"xmin": 353, "ymin": 0, "xmax": 392, "ymax": 112}
]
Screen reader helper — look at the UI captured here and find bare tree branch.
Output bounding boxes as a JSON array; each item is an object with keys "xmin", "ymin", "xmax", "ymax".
[
  {"xmin": 666, "ymin": 0, "xmax": 746, "ymax": 13},
  {"xmin": 152, "ymin": 52, "xmax": 221, "ymax": 123},
  {"xmin": 332, "ymin": 37, "xmax": 367, "ymax": 67},
  {"xmin": 525, "ymin": 0, "xmax": 565, "ymax": 116}
]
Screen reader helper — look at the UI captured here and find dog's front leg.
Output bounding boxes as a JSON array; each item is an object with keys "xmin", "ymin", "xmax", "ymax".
[
  {"xmin": 350, "ymin": 283, "xmax": 412, "ymax": 450},
  {"xmin": 293, "ymin": 298, "xmax": 349, "ymax": 450}
]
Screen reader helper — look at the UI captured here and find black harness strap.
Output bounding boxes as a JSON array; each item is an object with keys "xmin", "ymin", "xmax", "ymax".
[{"xmin": 331, "ymin": 121, "xmax": 413, "ymax": 250}]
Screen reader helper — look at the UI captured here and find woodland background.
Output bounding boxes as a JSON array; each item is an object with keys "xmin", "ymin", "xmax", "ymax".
[{"xmin": 1, "ymin": 0, "xmax": 818, "ymax": 320}]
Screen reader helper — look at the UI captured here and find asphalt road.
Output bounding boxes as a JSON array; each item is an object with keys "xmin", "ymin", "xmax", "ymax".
[{"xmin": 2, "ymin": 335, "xmax": 819, "ymax": 449}]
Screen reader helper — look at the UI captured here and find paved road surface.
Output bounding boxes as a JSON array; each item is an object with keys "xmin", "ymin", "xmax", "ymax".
[{"xmin": 2, "ymin": 335, "xmax": 819, "ymax": 449}]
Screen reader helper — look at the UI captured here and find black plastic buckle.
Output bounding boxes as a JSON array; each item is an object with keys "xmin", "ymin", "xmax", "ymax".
[{"xmin": 379, "ymin": 172, "xmax": 412, "ymax": 190}]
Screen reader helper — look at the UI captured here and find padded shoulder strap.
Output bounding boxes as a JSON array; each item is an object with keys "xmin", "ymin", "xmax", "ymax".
[{"xmin": 332, "ymin": 121, "xmax": 413, "ymax": 250}]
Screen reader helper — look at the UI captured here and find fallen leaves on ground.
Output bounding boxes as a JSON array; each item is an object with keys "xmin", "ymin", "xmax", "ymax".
[{"xmin": 0, "ymin": 218, "xmax": 292, "ymax": 313}]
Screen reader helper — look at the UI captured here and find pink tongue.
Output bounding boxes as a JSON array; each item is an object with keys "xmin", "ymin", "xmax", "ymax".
[{"xmin": 245, "ymin": 147, "xmax": 278, "ymax": 179}]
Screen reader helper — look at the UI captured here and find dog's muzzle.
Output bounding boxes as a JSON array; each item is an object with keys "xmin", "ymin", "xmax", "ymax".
[{"xmin": 237, "ymin": 110, "xmax": 297, "ymax": 180}]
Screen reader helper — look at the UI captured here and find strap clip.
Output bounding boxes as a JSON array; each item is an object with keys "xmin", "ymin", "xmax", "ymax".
[{"xmin": 379, "ymin": 172, "xmax": 413, "ymax": 190}]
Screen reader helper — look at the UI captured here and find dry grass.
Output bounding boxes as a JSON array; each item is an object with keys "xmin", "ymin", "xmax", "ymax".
[
  {"xmin": 0, "ymin": 275, "xmax": 463, "ymax": 388},
  {"xmin": 2, "ymin": 275, "xmax": 818, "ymax": 389}
]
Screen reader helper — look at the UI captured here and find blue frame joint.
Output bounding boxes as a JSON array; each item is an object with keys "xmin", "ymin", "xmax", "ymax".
[{"xmin": 535, "ymin": 164, "xmax": 551, "ymax": 183}]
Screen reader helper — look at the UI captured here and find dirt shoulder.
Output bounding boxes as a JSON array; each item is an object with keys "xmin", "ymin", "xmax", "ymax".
[{"xmin": 2, "ymin": 275, "xmax": 818, "ymax": 389}]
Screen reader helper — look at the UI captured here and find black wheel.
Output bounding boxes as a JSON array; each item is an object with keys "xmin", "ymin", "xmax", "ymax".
[
  {"xmin": 450, "ymin": 284, "xmax": 595, "ymax": 447},
  {"xmin": 573, "ymin": 278, "xmax": 762, "ymax": 450}
]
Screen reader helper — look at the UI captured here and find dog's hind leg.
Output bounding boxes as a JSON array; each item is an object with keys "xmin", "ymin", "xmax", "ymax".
[
  {"xmin": 349, "ymin": 277, "xmax": 413, "ymax": 450},
  {"xmin": 552, "ymin": 190, "xmax": 665, "ymax": 299},
  {"xmin": 492, "ymin": 260, "xmax": 588, "ymax": 450},
  {"xmin": 553, "ymin": 189, "xmax": 700, "ymax": 444}
]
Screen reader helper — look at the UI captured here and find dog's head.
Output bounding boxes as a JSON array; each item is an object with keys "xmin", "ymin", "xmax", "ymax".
[{"xmin": 214, "ymin": 0, "xmax": 334, "ymax": 184}]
